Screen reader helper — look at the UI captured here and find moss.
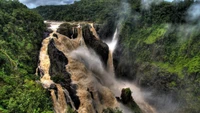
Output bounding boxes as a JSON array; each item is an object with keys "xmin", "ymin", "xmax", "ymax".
[
  {"xmin": 169, "ymin": 81, "xmax": 176, "ymax": 87},
  {"xmin": 152, "ymin": 62, "xmax": 184, "ymax": 78},
  {"xmin": 144, "ymin": 24, "xmax": 168, "ymax": 44},
  {"xmin": 186, "ymin": 56, "xmax": 200, "ymax": 73}
]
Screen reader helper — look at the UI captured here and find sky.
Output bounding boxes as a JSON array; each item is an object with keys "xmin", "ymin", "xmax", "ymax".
[
  {"xmin": 19, "ymin": 0, "xmax": 173, "ymax": 9},
  {"xmin": 19, "ymin": 0, "xmax": 80, "ymax": 8}
]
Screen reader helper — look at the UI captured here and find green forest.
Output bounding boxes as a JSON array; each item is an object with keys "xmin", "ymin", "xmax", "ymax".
[
  {"xmin": 0, "ymin": 0, "xmax": 53, "ymax": 112},
  {"xmin": 0, "ymin": 0, "xmax": 200, "ymax": 112}
]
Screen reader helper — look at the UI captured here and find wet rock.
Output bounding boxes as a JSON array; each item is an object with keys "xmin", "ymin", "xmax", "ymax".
[
  {"xmin": 82, "ymin": 25, "xmax": 109, "ymax": 66},
  {"xmin": 44, "ymin": 29, "xmax": 53, "ymax": 38},
  {"xmin": 57, "ymin": 23, "xmax": 78, "ymax": 39},
  {"xmin": 69, "ymin": 84, "xmax": 80, "ymax": 109},
  {"xmin": 96, "ymin": 19, "xmax": 116, "ymax": 40},
  {"xmin": 47, "ymin": 28, "xmax": 53, "ymax": 33},
  {"xmin": 116, "ymin": 97, "xmax": 120, "ymax": 101},
  {"xmin": 120, "ymin": 88, "xmax": 142, "ymax": 113},
  {"xmin": 121, "ymin": 88, "xmax": 133, "ymax": 104},
  {"xmin": 48, "ymin": 39, "xmax": 80, "ymax": 109},
  {"xmin": 49, "ymin": 84, "xmax": 57, "ymax": 90},
  {"xmin": 53, "ymin": 33, "xmax": 58, "ymax": 39}
]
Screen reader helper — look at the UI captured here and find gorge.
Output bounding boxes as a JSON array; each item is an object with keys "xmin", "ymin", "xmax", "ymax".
[
  {"xmin": 0, "ymin": 0, "xmax": 200, "ymax": 113},
  {"xmin": 37, "ymin": 21, "xmax": 155, "ymax": 113}
]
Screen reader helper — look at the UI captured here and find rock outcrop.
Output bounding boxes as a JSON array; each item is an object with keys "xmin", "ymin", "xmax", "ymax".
[
  {"xmin": 48, "ymin": 39, "xmax": 80, "ymax": 109},
  {"xmin": 120, "ymin": 88, "xmax": 142, "ymax": 113},
  {"xmin": 82, "ymin": 25, "xmax": 109, "ymax": 66},
  {"xmin": 57, "ymin": 23, "xmax": 78, "ymax": 39},
  {"xmin": 37, "ymin": 22, "xmax": 118, "ymax": 113}
]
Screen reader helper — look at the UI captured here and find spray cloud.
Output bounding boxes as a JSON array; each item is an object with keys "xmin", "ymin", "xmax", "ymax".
[
  {"xmin": 186, "ymin": 3, "xmax": 200, "ymax": 23},
  {"xmin": 70, "ymin": 47, "xmax": 158, "ymax": 113}
]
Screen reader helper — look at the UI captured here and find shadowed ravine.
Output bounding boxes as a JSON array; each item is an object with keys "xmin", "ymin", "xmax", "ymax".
[{"xmin": 37, "ymin": 21, "xmax": 156, "ymax": 113}]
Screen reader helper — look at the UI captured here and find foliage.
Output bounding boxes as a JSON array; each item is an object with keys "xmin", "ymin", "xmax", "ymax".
[
  {"xmin": 118, "ymin": 1, "xmax": 200, "ymax": 112},
  {"xmin": 0, "ymin": 0, "xmax": 52, "ymax": 112},
  {"xmin": 1, "ymin": 0, "xmax": 200, "ymax": 112},
  {"xmin": 34, "ymin": 0, "xmax": 120, "ymax": 23}
]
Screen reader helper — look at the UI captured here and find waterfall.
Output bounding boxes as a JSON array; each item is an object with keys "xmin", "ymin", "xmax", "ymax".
[
  {"xmin": 37, "ymin": 21, "xmax": 118, "ymax": 113},
  {"xmin": 105, "ymin": 28, "xmax": 118, "ymax": 72},
  {"xmin": 106, "ymin": 28, "xmax": 118, "ymax": 54},
  {"xmin": 37, "ymin": 21, "xmax": 157, "ymax": 113},
  {"xmin": 104, "ymin": 27, "xmax": 157, "ymax": 113}
]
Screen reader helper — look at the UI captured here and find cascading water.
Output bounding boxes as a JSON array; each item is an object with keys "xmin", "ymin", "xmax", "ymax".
[
  {"xmin": 37, "ymin": 21, "xmax": 157, "ymax": 113},
  {"xmin": 104, "ymin": 27, "xmax": 157, "ymax": 113},
  {"xmin": 105, "ymin": 28, "xmax": 118, "ymax": 73},
  {"xmin": 37, "ymin": 21, "xmax": 118, "ymax": 113},
  {"xmin": 106, "ymin": 28, "xmax": 118, "ymax": 53}
]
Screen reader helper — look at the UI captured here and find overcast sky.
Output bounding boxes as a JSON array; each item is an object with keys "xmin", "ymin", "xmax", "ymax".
[
  {"xmin": 19, "ymin": 0, "xmax": 173, "ymax": 9},
  {"xmin": 19, "ymin": 0, "xmax": 80, "ymax": 8}
]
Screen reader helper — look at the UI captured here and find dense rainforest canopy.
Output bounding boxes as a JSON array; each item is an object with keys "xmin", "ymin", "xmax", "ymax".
[
  {"xmin": 0, "ymin": 0, "xmax": 200, "ymax": 112},
  {"xmin": 0, "ymin": 0, "xmax": 53, "ymax": 112}
]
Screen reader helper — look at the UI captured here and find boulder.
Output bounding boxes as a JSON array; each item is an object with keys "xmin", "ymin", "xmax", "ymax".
[
  {"xmin": 121, "ymin": 88, "xmax": 133, "ymax": 104},
  {"xmin": 120, "ymin": 88, "xmax": 142, "ymax": 113},
  {"xmin": 49, "ymin": 84, "xmax": 57, "ymax": 90},
  {"xmin": 53, "ymin": 33, "xmax": 58, "ymax": 39}
]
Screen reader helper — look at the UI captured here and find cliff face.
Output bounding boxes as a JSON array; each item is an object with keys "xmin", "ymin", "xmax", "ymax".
[{"xmin": 37, "ymin": 22, "xmax": 118, "ymax": 113}]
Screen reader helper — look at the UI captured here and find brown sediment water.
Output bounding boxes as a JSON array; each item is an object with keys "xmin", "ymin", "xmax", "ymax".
[
  {"xmin": 50, "ymin": 84, "xmax": 67, "ymax": 113},
  {"xmin": 38, "ymin": 21, "xmax": 157, "ymax": 113},
  {"xmin": 37, "ymin": 21, "xmax": 118, "ymax": 113},
  {"xmin": 90, "ymin": 23, "xmax": 100, "ymax": 40},
  {"xmin": 105, "ymin": 28, "xmax": 157, "ymax": 113}
]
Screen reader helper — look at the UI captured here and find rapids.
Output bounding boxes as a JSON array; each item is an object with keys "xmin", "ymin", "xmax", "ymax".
[{"xmin": 36, "ymin": 21, "xmax": 157, "ymax": 113}]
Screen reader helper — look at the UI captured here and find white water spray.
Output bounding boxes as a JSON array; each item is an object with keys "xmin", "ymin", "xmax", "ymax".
[
  {"xmin": 38, "ymin": 21, "xmax": 158, "ymax": 113},
  {"xmin": 106, "ymin": 28, "xmax": 118, "ymax": 53},
  {"xmin": 70, "ymin": 46, "xmax": 157, "ymax": 113},
  {"xmin": 44, "ymin": 20, "xmax": 64, "ymax": 31}
]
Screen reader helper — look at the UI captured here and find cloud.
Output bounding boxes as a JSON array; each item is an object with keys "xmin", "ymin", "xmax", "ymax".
[{"xmin": 19, "ymin": 0, "xmax": 80, "ymax": 8}]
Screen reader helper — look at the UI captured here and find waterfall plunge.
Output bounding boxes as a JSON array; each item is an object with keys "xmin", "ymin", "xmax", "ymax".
[
  {"xmin": 107, "ymin": 28, "xmax": 118, "ymax": 54},
  {"xmin": 38, "ymin": 22, "xmax": 157, "ymax": 113},
  {"xmin": 103, "ymin": 28, "xmax": 157, "ymax": 113}
]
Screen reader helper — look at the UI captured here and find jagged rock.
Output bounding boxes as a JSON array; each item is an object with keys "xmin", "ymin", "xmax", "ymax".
[
  {"xmin": 121, "ymin": 88, "xmax": 133, "ymax": 104},
  {"xmin": 120, "ymin": 88, "xmax": 142, "ymax": 113},
  {"xmin": 53, "ymin": 33, "xmax": 58, "ymax": 39},
  {"xmin": 57, "ymin": 23, "xmax": 78, "ymax": 39},
  {"xmin": 96, "ymin": 19, "xmax": 116, "ymax": 40},
  {"xmin": 50, "ymin": 84, "xmax": 57, "ymax": 90},
  {"xmin": 116, "ymin": 97, "xmax": 121, "ymax": 101},
  {"xmin": 44, "ymin": 28, "xmax": 53, "ymax": 38},
  {"xmin": 82, "ymin": 25, "xmax": 109, "ymax": 66},
  {"xmin": 48, "ymin": 39, "xmax": 80, "ymax": 109}
]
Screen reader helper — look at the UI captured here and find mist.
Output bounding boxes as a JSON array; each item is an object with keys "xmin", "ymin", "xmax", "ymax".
[
  {"xmin": 69, "ymin": 46, "xmax": 180, "ymax": 113},
  {"xmin": 186, "ymin": 3, "xmax": 200, "ymax": 22}
]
